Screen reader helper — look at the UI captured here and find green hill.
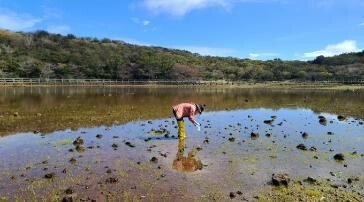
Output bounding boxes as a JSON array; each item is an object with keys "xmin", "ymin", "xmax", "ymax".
[{"xmin": 0, "ymin": 29, "xmax": 363, "ymax": 81}]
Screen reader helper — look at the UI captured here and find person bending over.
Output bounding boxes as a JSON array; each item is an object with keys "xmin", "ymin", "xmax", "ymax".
[{"xmin": 172, "ymin": 102, "xmax": 205, "ymax": 139}]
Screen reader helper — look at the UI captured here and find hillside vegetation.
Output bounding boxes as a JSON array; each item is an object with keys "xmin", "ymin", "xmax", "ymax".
[{"xmin": 1, "ymin": 29, "xmax": 364, "ymax": 81}]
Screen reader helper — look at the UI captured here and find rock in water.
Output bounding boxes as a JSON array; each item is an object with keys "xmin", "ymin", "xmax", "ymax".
[
  {"xmin": 228, "ymin": 137, "xmax": 235, "ymax": 142},
  {"xmin": 73, "ymin": 137, "xmax": 84, "ymax": 146},
  {"xmin": 318, "ymin": 116, "xmax": 327, "ymax": 125},
  {"xmin": 272, "ymin": 173, "xmax": 290, "ymax": 186},
  {"xmin": 125, "ymin": 141, "xmax": 135, "ymax": 148},
  {"xmin": 62, "ymin": 196, "xmax": 73, "ymax": 202},
  {"xmin": 229, "ymin": 192, "xmax": 236, "ymax": 199},
  {"xmin": 337, "ymin": 115, "xmax": 346, "ymax": 121},
  {"xmin": 44, "ymin": 173, "xmax": 55, "ymax": 179},
  {"xmin": 250, "ymin": 132, "xmax": 259, "ymax": 139},
  {"xmin": 296, "ymin": 144, "xmax": 307, "ymax": 151},
  {"xmin": 75, "ymin": 145, "xmax": 85, "ymax": 152},
  {"xmin": 111, "ymin": 143, "xmax": 118, "ymax": 149},
  {"xmin": 309, "ymin": 146, "xmax": 317, "ymax": 151},
  {"xmin": 264, "ymin": 120, "xmax": 273, "ymax": 124},
  {"xmin": 334, "ymin": 153, "xmax": 345, "ymax": 161},
  {"xmin": 69, "ymin": 157, "xmax": 77, "ymax": 164},
  {"xmin": 150, "ymin": 157, "xmax": 158, "ymax": 163}
]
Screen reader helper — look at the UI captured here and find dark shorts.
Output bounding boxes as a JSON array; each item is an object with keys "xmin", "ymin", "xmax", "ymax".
[{"xmin": 172, "ymin": 109, "xmax": 183, "ymax": 121}]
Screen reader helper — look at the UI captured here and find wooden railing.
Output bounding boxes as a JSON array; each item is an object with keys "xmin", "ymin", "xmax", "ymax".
[
  {"xmin": 0, "ymin": 78, "xmax": 363, "ymax": 86},
  {"xmin": 0, "ymin": 78, "xmax": 202, "ymax": 86}
]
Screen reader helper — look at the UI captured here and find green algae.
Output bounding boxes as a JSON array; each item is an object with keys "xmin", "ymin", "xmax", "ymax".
[{"xmin": 53, "ymin": 139, "xmax": 72, "ymax": 146}]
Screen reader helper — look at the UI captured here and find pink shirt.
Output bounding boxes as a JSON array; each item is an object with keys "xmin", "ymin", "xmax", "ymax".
[{"xmin": 172, "ymin": 103, "xmax": 198, "ymax": 123}]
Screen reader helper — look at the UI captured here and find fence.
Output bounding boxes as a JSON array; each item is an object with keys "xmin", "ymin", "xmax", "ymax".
[
  {"xmin": 0, "ymin": 78, "xmax": 201, "ymax": 86},
  {"xmin": 0, "ymin": 78, "xmax": 363, "ymax": 86}
]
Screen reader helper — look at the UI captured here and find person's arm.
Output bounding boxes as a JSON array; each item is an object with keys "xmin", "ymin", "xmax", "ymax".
[
  {"xmin": 188, "ymin": 115, "xmax": 197, "ymax": 125},
  {"xmin": 189, "ymin": 115, "xmax": 201, "ymax": 126}
]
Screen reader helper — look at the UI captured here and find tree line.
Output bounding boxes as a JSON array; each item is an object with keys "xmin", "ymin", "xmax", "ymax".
[{"xmin": 1, "ymin": 29, "xmax": 364, "ymax": 81}]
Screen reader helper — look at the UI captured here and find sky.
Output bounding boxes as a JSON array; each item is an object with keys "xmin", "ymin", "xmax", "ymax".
[{"xmin": 0, "ymin": 0, "xmax": 364, "ymax": 60}]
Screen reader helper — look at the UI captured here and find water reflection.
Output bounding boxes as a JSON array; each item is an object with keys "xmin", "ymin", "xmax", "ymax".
[
  {"xmin": 173, "ymin": 136, "xmax": 203, "ymax": 172},
  {"xmin": 1, "ymin": 86, "xmax": 364, "ymax": 136}
]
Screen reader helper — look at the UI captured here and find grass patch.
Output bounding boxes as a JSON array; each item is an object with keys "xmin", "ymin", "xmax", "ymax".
[{"xmin": 53, "ymin": 139, "xmax": 72, "ymax": 146}]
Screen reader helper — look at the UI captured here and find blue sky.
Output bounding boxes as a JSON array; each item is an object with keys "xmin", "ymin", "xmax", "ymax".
[{"xmin": 0, "ymin": 0, "xmax": 363, "ymax": 60}]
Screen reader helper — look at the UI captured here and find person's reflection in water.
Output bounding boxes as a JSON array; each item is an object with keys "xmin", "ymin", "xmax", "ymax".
[{"xmin": 173, "ymin": 136, "xmax": 203, "ymax": 172}]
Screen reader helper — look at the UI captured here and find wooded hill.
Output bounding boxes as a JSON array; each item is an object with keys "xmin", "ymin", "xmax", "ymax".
[{"xmin": 1, "ymin": 29, "xmax": 364, "ymax": 81}]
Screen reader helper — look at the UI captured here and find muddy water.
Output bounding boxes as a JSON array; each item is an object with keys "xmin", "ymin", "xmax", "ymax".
[{"xmin": 0, "ymin": 87, "xmax": 364, "ymax": 201}]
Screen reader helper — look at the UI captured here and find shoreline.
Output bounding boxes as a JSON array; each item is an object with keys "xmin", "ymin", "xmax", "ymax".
[{"xmin": 1, "ymin": 82, "xmax": 364, "ymax": 90}]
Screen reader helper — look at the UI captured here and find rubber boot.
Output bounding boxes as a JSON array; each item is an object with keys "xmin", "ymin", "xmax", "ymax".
[
  {"xmin": 177, "ymin": 137, "xmax": 185, "ymax": 158},
  {"xmin": 177, "ymin": 120, "xmax": 185, "ymax": 140}
]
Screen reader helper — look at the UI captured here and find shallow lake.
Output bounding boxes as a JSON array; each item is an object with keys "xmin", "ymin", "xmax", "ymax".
[{"xmin": 0, "ymin": 87, "xmax": 363, "ymax": 201}]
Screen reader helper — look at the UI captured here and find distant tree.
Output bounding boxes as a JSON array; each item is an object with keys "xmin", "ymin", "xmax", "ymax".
[
  {"xmin": 168, "ymin": 64, "xmax": 199, "ymax": 80},
  {"xmin": 257, "ymin": 70, "xmax": 274, "ymax": 81},
  {"xmin": 66, "ymin": 34, "xmax": 76, "ymax": 39},
  {"xmin": 28, "ymin": 66, "xmax": 42, "ymax": 78},
  {"xmin": 34, "ymin": 30, "xmax": 50, "ymax": 38},
  {"xmin": 296, "ymin": 70, "xmax": 308, "ymax": 80},
  {"xmin": 101, "ymin": 38, "xmax": 112, "ymax": 43},
  {"xmin": 54, "ymin": 65, "xmax": 71, "ymax": 78},
  {"xmin": 312, "ymin": 55, "xmax": 325, "ymax": 65},
  {"xmin": 356, "ymin": 50, "xmax": 364, "ymax": 57},
  {"xmin": 211, "ymin": 69, "xmax": 224, "ymax": 80}
]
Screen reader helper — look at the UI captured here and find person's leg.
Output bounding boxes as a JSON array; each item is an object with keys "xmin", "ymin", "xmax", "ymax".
[
  {"xmin": 172, "ymin": 109, "xmax": 186, "ymax": 139},
  {"xmin": 177, "ymin": 119, "xmax": 185, "ymax": 139}
]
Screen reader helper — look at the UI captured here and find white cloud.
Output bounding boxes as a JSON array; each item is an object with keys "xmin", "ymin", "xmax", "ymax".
[
  {"xmin": 304, "ymin": 40, "xmax": 361, "ymax": 58},
  {"xmin": 0, "ymin": 8, "xmax": 41, "ymax": 31},
  {"xmin": 143, "ymin": 20, "xmax": 150, "ymax": 26},
  {"xmin": 141, "ymin": 0, "xmax": 232, "ymax": 16},
  {"xmin": 140, "ymin": 0, "xmax": 282, "ymax": 16},
  {"xmin": 248, "ymin": 52, "xmax": 278, "ymax": 59},
  {"xmin": 173, "ymin": 46, "xmax": 236, "ymax": 57},
  {"xmin": 131, "ymin": 17, "xmax": 151, "ymax": 26},
  {"xmin": 47, "ymin": 25, "xmax": 71, "ymax": 35},
  {"xmin": 248, "ymin": 53, "xmax": 259, "ymax": 58}
]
